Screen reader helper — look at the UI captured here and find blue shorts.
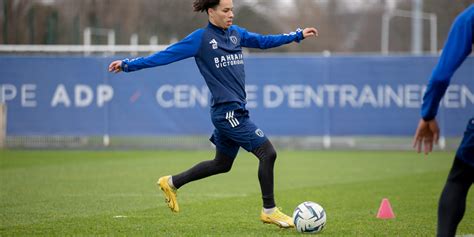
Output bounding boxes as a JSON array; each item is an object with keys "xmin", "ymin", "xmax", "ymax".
[
  {"xmin": 456, "ymin": 117, "xmax": 474, "ymax": 168},
  {"xmin": 209, "ymin": 102, "xmax": 268, "ymax": 158}
]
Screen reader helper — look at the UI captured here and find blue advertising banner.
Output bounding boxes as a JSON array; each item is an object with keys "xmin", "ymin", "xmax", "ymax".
[{"xmin": 1, "ymin": 55, "xmax": 472, "ymax": 137}]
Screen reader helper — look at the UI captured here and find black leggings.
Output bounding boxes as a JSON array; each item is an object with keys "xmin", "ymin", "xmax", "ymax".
[
  {"xmin": 172, "ymin": 150, "xmax": 235, "ymax": 189},
  {"xmin": 170, "ymin": 140, "xmax": 278, "ymax": 209},
  {"xmin": 252, "ymin": 140, "xmax": 277, "ymax": 208},
  {"xmin": 437, "ymin": 158, "xmax": 474, "ymax": 237}
]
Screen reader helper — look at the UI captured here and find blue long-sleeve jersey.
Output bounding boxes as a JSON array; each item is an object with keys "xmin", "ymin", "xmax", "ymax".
[
  {"xmin": 122, "ymin": 22, "xmax": 304, "ymax": 107},
  {"xmin": 421, "ymin": 5, "xmax": 474, "ymax": 121}
]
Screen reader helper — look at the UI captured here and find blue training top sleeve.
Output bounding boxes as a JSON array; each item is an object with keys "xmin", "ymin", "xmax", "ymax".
[
  {"xmin": 421, "ymin": 5, "xmax": 474, "ymax": 121},
  {"xmin": 121, "ymin": 29, "xmax": 204, "ymax": 72},
  {"xmin": 233, "ymin": 25, "xmax": 304, "ymax": 49}
]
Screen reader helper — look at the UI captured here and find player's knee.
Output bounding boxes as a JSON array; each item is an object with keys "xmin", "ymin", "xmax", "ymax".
[
  {"xmin": 213, "ymin": 152, "xmax": 234, "ymax": 173},
  {"xmin": 259, "ymin": 147, "xmax": 277, "ymax": 164},
  {"xmin": 267, "ymin": 148, "xmax": 277, "ymax": 162},
  {"xmin": 254, "ymin": 141, "xmax": 277, "ymax": 162},
  {"xmin": 219, "ymin": 162, "xmax": 233, "ymax": 173},
  {"xmin": 213, "ymin": 159, "xmax": 232, "ymax": 173}
]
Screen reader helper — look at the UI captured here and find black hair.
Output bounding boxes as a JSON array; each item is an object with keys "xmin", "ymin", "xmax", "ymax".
[{"xmin": 193, "ymin": 0, "xmax": 220, "ymax": 13}]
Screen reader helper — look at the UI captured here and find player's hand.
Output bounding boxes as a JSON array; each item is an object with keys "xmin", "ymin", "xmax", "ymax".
[
  {"xmin": 302, "ymin": 27, "xmax": 319, "ymax": 38},
  {"xmin": 412, "ymin": 118, "xmax": 440, "ymax": 155},
  {"xmin": 108, "ymin": 60, "xmax": 123, "ymax": 73}
]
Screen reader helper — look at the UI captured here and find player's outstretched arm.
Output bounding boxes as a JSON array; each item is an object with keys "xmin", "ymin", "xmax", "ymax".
[
  {"xmin": 108, "ymin": 29, "xmax": 203, "ymax": 73},
  {"xmin": 412, "ymin": 119, "xmax": 440, "ymax": 155},
  {"xmin": 108, "ymin": 60, "xmax": 123, "ymax": 73},
  {"xmin": 236, "ymin": 26, "xmax": 318, "ymax": 49}
]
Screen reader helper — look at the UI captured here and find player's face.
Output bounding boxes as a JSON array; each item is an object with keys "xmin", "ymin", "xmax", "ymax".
[{"xmin": 209, "ymin": 0, "xmax": 234, "ymax": 29}]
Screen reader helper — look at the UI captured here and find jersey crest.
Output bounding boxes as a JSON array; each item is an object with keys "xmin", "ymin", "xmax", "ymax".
[{"xmin": 230, "ymin": 36, "xmax": 238, "ymax": 44}]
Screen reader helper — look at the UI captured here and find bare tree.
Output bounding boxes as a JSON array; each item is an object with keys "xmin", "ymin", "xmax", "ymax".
[
  {"xmin": 2, "ymin": 0, "xmax": 472, "ymax": 54},
  {"xmin": 2, "ymin": 0, "xmax": 34, "ymax": 44}
]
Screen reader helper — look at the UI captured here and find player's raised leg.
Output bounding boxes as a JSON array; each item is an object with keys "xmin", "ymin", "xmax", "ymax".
[{"xmin": 157, "ymin": 149, "xmax": 236, "ymax": 213}]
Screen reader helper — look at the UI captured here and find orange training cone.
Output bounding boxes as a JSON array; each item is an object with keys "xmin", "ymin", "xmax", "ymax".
[{"xmin": 376, "ymin": 198, "xmax": 395, "ymax": 219}]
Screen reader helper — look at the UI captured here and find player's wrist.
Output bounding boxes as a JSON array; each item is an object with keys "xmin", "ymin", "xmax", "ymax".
[
  {"xmin": 295, "ymin": 28, "xmax": 304, "ymax": 42},
  {"xmin": 422, "ymin": 116, "xmax": 435, "ymax": 122},
  {"xmin": 421, "ymin": 115, "xmax": 435, "ymax": 122},
  {"xmin": 121, "ymin": 59, "xmax": 129, "ymax": 72}
]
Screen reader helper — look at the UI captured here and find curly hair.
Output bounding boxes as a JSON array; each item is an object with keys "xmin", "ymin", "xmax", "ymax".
[{"xmin": 193, "ymin": 0, "xmax": 220, "ymax": 13}]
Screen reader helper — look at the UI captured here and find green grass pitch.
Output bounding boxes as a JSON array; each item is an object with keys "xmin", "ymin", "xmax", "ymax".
[{"xmin": 1, "ymin": 150, "xmax": 473, "ymax": 236}]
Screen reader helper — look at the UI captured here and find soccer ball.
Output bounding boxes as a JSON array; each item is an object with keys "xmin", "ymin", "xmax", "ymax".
[{"xmin": 292, "ymin": 201, "xmax": 326, "ymax": 234}]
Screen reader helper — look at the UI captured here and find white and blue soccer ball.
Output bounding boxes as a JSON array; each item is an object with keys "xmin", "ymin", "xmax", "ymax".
[{"xmin": 292, "ymin": 201, "xmax": 326, "ymax": 234}]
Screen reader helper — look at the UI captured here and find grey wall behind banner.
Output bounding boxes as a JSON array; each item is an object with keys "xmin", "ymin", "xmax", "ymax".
[{"xmin": 1, "ymin": 56, "xmax": 473, "ymax": 137}]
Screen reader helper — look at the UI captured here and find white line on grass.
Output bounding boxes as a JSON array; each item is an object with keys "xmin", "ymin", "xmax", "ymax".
[
  {"xmin": 62, "ymin": 193, "xmax": 156, "ymax": 197},
  {"xmin": 187, "ymin": 193, "xmax": 249, "ymax": 198}
]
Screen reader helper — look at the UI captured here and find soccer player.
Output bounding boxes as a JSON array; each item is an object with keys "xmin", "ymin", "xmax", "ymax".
[
  {"xmin": 109, "ymin": 0, "xmax": 318, "ymax": 228},
  {"xmin": 412, "ymin": 4, "xmax": 473, "ymax": 237}
]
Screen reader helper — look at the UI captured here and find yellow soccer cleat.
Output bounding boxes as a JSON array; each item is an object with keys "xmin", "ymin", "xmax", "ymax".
[
  {"xmin": 157, "ymin": 175, "xmax": 179, "ymax": 213},
  {"xmin": 260, "ymin": 207, "xmax": 294, "ymax": 228}
]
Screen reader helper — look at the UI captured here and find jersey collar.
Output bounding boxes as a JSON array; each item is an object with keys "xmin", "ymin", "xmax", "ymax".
[{"xmin": 207, "ymin": 22, "xmax": 228, "ymax": 35}]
